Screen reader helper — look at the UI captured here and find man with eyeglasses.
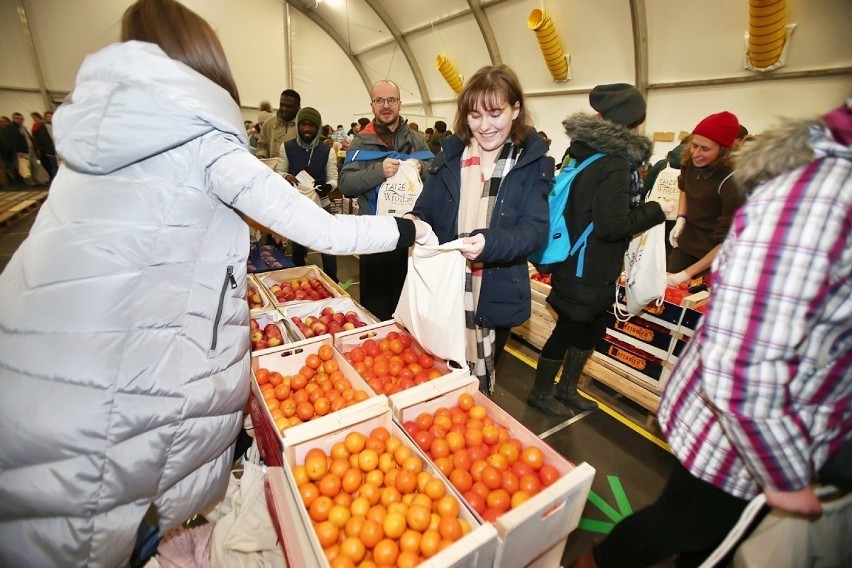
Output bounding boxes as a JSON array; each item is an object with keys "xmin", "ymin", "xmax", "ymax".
[{"xmin": 339, "ymin": 79, "xmax": 432, "ymax": 320}]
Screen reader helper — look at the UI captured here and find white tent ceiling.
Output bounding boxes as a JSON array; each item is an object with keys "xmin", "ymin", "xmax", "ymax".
[{"xmin": 2, "ymin": 0, "xmax": 851, "ymax": 161}]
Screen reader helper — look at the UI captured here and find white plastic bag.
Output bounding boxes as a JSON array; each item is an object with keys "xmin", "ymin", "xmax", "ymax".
[
  {"xmin": 208, "ymin": 442, "xmax": 283, "ymax": 568},
  {"xmin": 376, "ymin": 159, "xmax": 423, "ymax": 217},
  {"xmin": 732, "ymin": 490, "xmax": 852, "ymax": 568},
  {"xmin": 614, "ymin": 222, "xmax": 668, "ymax": 320},
  {"xmin": 394, "ymin": 236, "xmax": 467, "ymax": 368}
]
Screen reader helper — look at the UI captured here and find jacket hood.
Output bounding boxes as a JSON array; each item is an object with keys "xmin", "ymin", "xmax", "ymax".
[
  {"xmin": 54, "ymin": 41, "xmax": 247, "ymax": 175},
  {"xmin": 562, "ymin": 113, "xmax": 653, "ymax": 165},
  {"xmin": 733, "ymin": 112, "xmax": 852, "ymax": 192}
]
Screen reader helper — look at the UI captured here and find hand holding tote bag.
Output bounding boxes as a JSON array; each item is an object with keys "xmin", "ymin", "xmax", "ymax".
[
  {"xmin": 614, "ymin": 222, "xmax": 668, "ymax": 320},
  {"xmin": 376, "ymin": 159, "xmax": 423, "ymax": 217},
  {"xmin": 394, "ymin": 234, "xmax": 467, "ymax": 369}
]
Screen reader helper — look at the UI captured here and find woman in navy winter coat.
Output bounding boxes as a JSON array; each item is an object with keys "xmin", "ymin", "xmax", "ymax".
[{"xmin": 408, "ymin": 64, "xmax": 552, "ymax": 394}]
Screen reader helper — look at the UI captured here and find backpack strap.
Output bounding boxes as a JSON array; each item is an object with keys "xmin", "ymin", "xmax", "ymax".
[
  {"xmin": 570, "ymin": 222, "xmax": 596, "ymax": 278},
  {"xmin": 566, "ymin": 152, "xmax": 605, "ymax": 277}
]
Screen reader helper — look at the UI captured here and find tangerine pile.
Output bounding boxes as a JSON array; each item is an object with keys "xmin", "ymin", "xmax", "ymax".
[
  {"xmin": 402, "ymin": 392, "xmax": 561, "ymax": 522},
  {"xmin": 294, "ymin": 426, "xmax": 471, "ymax": 568},
  {"xmin": 256, "ymin": 344, "xmax": 371, "ymax": 433},
  {"xmin": 341, "ymin": 331, "xmax": 444, "ymax": 396}
]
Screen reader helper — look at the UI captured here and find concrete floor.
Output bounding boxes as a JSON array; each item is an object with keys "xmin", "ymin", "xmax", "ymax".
[{"xmin": 0, "ymin": 198, "xmax": 677, "ymax": 567}]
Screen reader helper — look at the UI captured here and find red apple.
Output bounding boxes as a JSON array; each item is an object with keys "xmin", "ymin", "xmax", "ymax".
[
  {"xmin": 250, "ymin": 330, "xmax": 264, "ymax": 342},
  {"xmin": 250, "ymin": 319, "xmax": 260, "ymax": 331},
  {"xmin": 311, "ymin": 322, "xmax": 327, "ymax": 335},
  {"xmin": 264, "ymin": 324, "xmax": 282, "ymax": 339},
  {"xmin": 267, "ymin": 336, "xmax": 283, "ymax": 347},
  {"xmin": 253, "ymin": 339, "xmax": 268, "ymax": 350},
  {"xmin": 342, "ymin": 322, "xmax": 355, "ymax": 331},
  {"xmin": 321, "ymin": 306, "xmax": 335, "ymax": 317}
]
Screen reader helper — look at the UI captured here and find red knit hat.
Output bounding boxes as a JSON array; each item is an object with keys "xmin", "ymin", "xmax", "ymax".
[{"xmin": 692, "ymin": 111, "xmax": 740, "ymax": 148}]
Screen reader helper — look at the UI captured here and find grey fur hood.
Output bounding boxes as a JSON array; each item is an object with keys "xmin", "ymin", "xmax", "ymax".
[
  {"xmin": 733, "ymin": 117, "xmax": 829, "ymax": 192},
  {"xmin": 562, "ymin": 113, "xmax": 653, "ymax": 165}
]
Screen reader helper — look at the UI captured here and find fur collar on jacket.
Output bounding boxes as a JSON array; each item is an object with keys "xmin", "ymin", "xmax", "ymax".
[
  {"xmin": 562, "ymin": 113, "xmax": 653, "ymax": 165},
  {"xmin": 733, "ymin": 118, "xmax": 819, "ymax": 193}
]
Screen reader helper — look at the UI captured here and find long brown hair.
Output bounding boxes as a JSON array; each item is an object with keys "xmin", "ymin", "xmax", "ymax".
[
  {"xmin": 453, "ymin": 65, "xmax": 530, "ymax": 146},
  {"xmin": 121, "ymin": 0, "xmax": 240, "ymax": 105}
]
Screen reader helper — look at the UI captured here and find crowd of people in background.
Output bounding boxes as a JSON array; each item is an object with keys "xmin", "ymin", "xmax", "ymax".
[{"xmin": 0, "ymin": 110, "xmax": 56, "ymax": 188}]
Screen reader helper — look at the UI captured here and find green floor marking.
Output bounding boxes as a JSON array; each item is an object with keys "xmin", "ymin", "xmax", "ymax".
[{"xmin": 579, "ymin": 475, "xmax": 633, "ymax": 534}]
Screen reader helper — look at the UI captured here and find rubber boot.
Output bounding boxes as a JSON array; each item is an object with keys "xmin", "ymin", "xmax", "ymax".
[
  {"xmin": 555, "ymin": 348, "xmax": 598, "ymax": 411},
  {"xmin": 527, "ymin": 357, "xmax": 575, "ymax": 418}
]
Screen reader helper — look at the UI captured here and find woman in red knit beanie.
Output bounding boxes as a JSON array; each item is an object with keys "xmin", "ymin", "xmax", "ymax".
[{"xmin": 667, "ymin": 111, "xmax": 746, "ymax": 284}]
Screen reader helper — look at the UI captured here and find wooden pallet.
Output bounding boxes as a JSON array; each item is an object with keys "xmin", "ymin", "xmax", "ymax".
[{"xmin": 0, "ymin": 190, "xmax": 48, "ymax": 228}]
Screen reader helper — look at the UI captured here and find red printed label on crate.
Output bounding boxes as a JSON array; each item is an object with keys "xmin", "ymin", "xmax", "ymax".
[
  {"xmin": 615, "ymin": 320, "xmax": 654, "ymax": 342},
  {"xmin": 607, "ymin": 345, "xmax": 647, "ymax": 370}
]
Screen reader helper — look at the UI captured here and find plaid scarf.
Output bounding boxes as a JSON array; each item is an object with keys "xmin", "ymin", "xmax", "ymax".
[{"xmin": 458, "ymin": 139, "xmax": 520, "ymax": 393}]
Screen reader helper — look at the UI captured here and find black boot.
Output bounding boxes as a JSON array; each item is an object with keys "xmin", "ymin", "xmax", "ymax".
[
  {"xmin": 556, "ymin": 348, "xmax": 598, "ymax": 411},
  {"xmin": 527, "ymin": 357, "xmax": 575, "ymax": 418}
]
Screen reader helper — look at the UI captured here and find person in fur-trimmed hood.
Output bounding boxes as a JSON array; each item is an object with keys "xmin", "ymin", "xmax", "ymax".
[{"xmin": 529, "ymin": 84, "xmax": 667, "ymax": 417}]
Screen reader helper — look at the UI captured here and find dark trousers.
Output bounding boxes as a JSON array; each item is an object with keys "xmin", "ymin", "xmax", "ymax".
[
  {"xmin": 540, "ymin": 312, "xmax": 607, "ymax": 359},
  {"xmin": 359, "ymin": 247, "xmax": 408, "ymax": 321},
  {"xmin": 594, "ymin": 460, "xmax": 749, "ymax": 568},
  {"xmin": 291, "ymin": 241, "xmax": 338, "ymax": 282}
]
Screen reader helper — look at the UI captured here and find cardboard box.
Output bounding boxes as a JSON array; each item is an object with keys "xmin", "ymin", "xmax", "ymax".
[
  {"xmin": 256, "ymin": 265, "xmax": 348, "ymax": 307},
  {"xmin": 616, "ymin": 285, "xmax": 684, "ymax": 330},
  {"xmin": 391, "ymin": 375, "xmax": 596, "ymax": 568},
  {"xmin": 277, "ymin": 402, "xmax": 500, "ymax": 568},
  {"xmin": 249, "ymin": 335, "xmax": 378, "ymax": 444},
  {"xmin": 284, "ymin": 297, "xmax": 377, "ymax": 340},
  {"xmin": 605, "ymin": 311, "xmax": 675, "ymax": 361},
  {"xmin": 595, "ymin": 334, "xmax": 670, "ymax": 391}
]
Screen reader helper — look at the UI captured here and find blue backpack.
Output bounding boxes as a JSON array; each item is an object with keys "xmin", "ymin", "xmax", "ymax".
[{"xmin": 529, "ymin": 152, "xmax": 604, "ymax": 275}]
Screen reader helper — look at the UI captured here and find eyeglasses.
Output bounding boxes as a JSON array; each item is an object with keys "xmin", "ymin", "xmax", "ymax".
[{"xmin": 371, "ymin": 97, "xmax": 400, "ymax": 107}]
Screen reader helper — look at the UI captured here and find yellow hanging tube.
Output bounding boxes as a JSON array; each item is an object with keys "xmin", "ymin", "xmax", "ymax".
[
  {"xmin": 528, "ymin": 9, "xmax": 568, "ymax": 82},
  {"xmin": 748, "ymin": 0, "xmax": 787, "ymax": 68},
  {"xmin": 436, "ymin": 54, "xmax": 464, "ymax": 94}
]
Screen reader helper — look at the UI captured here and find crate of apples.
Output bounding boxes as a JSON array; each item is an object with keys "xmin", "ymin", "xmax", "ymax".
[
  {"xmin": 335, "ymin": 321, "xmax": 457, "ymax": 397},
  {"xmin": 248, "ymin": 280, "xmax": 271, "ymax": 311},
  {"xmin": 250, "ymin": 312, "xmax": 290, "ymax": 353},
  {"xmin": 392, "ymin": 375, "xmax": 595, "ymax": 568},
  {"xmin": 278, "ymin": 403, "xmax": 499, "ymax": 568},
  {"xmin": 251, "ymin": 337, "xmax": 375, "ymax": 436},
  {"xmin": 257, "ymin": 265, "xmax": 347, "ymax": 306},
  {"xmin": 287, "ymin": 299, "xmax": 373, "ymax": 339}
]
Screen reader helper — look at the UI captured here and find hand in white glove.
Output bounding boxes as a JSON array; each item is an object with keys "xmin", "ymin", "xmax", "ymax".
[
  {"xmin": 669, "ymin": 217, "xmax": 686, "ymax": 248},
  {"xmin": 667, "ymin": 270, "xmax": 690, "ymax": 286},
  {"xmin": 458, "ymin": 233, "xmax": 485, "ymax": 260},
  {"xmin": 412, "ymin": 219, "xmax": 434, "ymax": 245}
]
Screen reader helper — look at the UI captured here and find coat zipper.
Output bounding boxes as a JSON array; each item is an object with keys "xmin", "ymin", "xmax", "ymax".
[{"xmin": 211, "ymin": 265, "xmax": 237, "ymax": 351}]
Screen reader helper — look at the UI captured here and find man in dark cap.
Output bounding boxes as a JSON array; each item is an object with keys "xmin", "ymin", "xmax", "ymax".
[
  {"xmin": 529, "ymin": 83, "xmax": 668, "ymax": 417},
  {"xmin": 276, "ymin": 106, "xmax": 339, "ymax": 281}
]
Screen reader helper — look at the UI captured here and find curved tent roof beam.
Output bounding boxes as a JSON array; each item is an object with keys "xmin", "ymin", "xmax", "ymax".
[
  {"xmin": 467, "ymin": 0, "xmax": 502, "ymax": 66},
  {"xmin": 364, "ymin": 0, "xmax": 433, "ymax": 116},
  {"xmin": 287, "ymin": 2, "xmax": 374, "ymax": 96}
]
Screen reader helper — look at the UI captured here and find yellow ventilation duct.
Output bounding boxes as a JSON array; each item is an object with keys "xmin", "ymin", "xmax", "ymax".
[
  {"xmin": 436, "ymin": 54, "xmax": 463, "ymax": 94},
  {"xmin": 527, "ymin": 9, "xmax": 569, "ymax": 82},
  {"xmin": 748, "ymin": 0, "xmax": 787, "ymax": 69}
]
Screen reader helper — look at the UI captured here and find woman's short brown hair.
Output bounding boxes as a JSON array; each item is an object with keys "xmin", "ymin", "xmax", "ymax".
[
  {"xmin": 453, "ymin": 65, "xmax": 530, "ymax": 146},
  {"xmin": 121, "ymin": 0, "xmax": 240, "ymax": 105}
]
